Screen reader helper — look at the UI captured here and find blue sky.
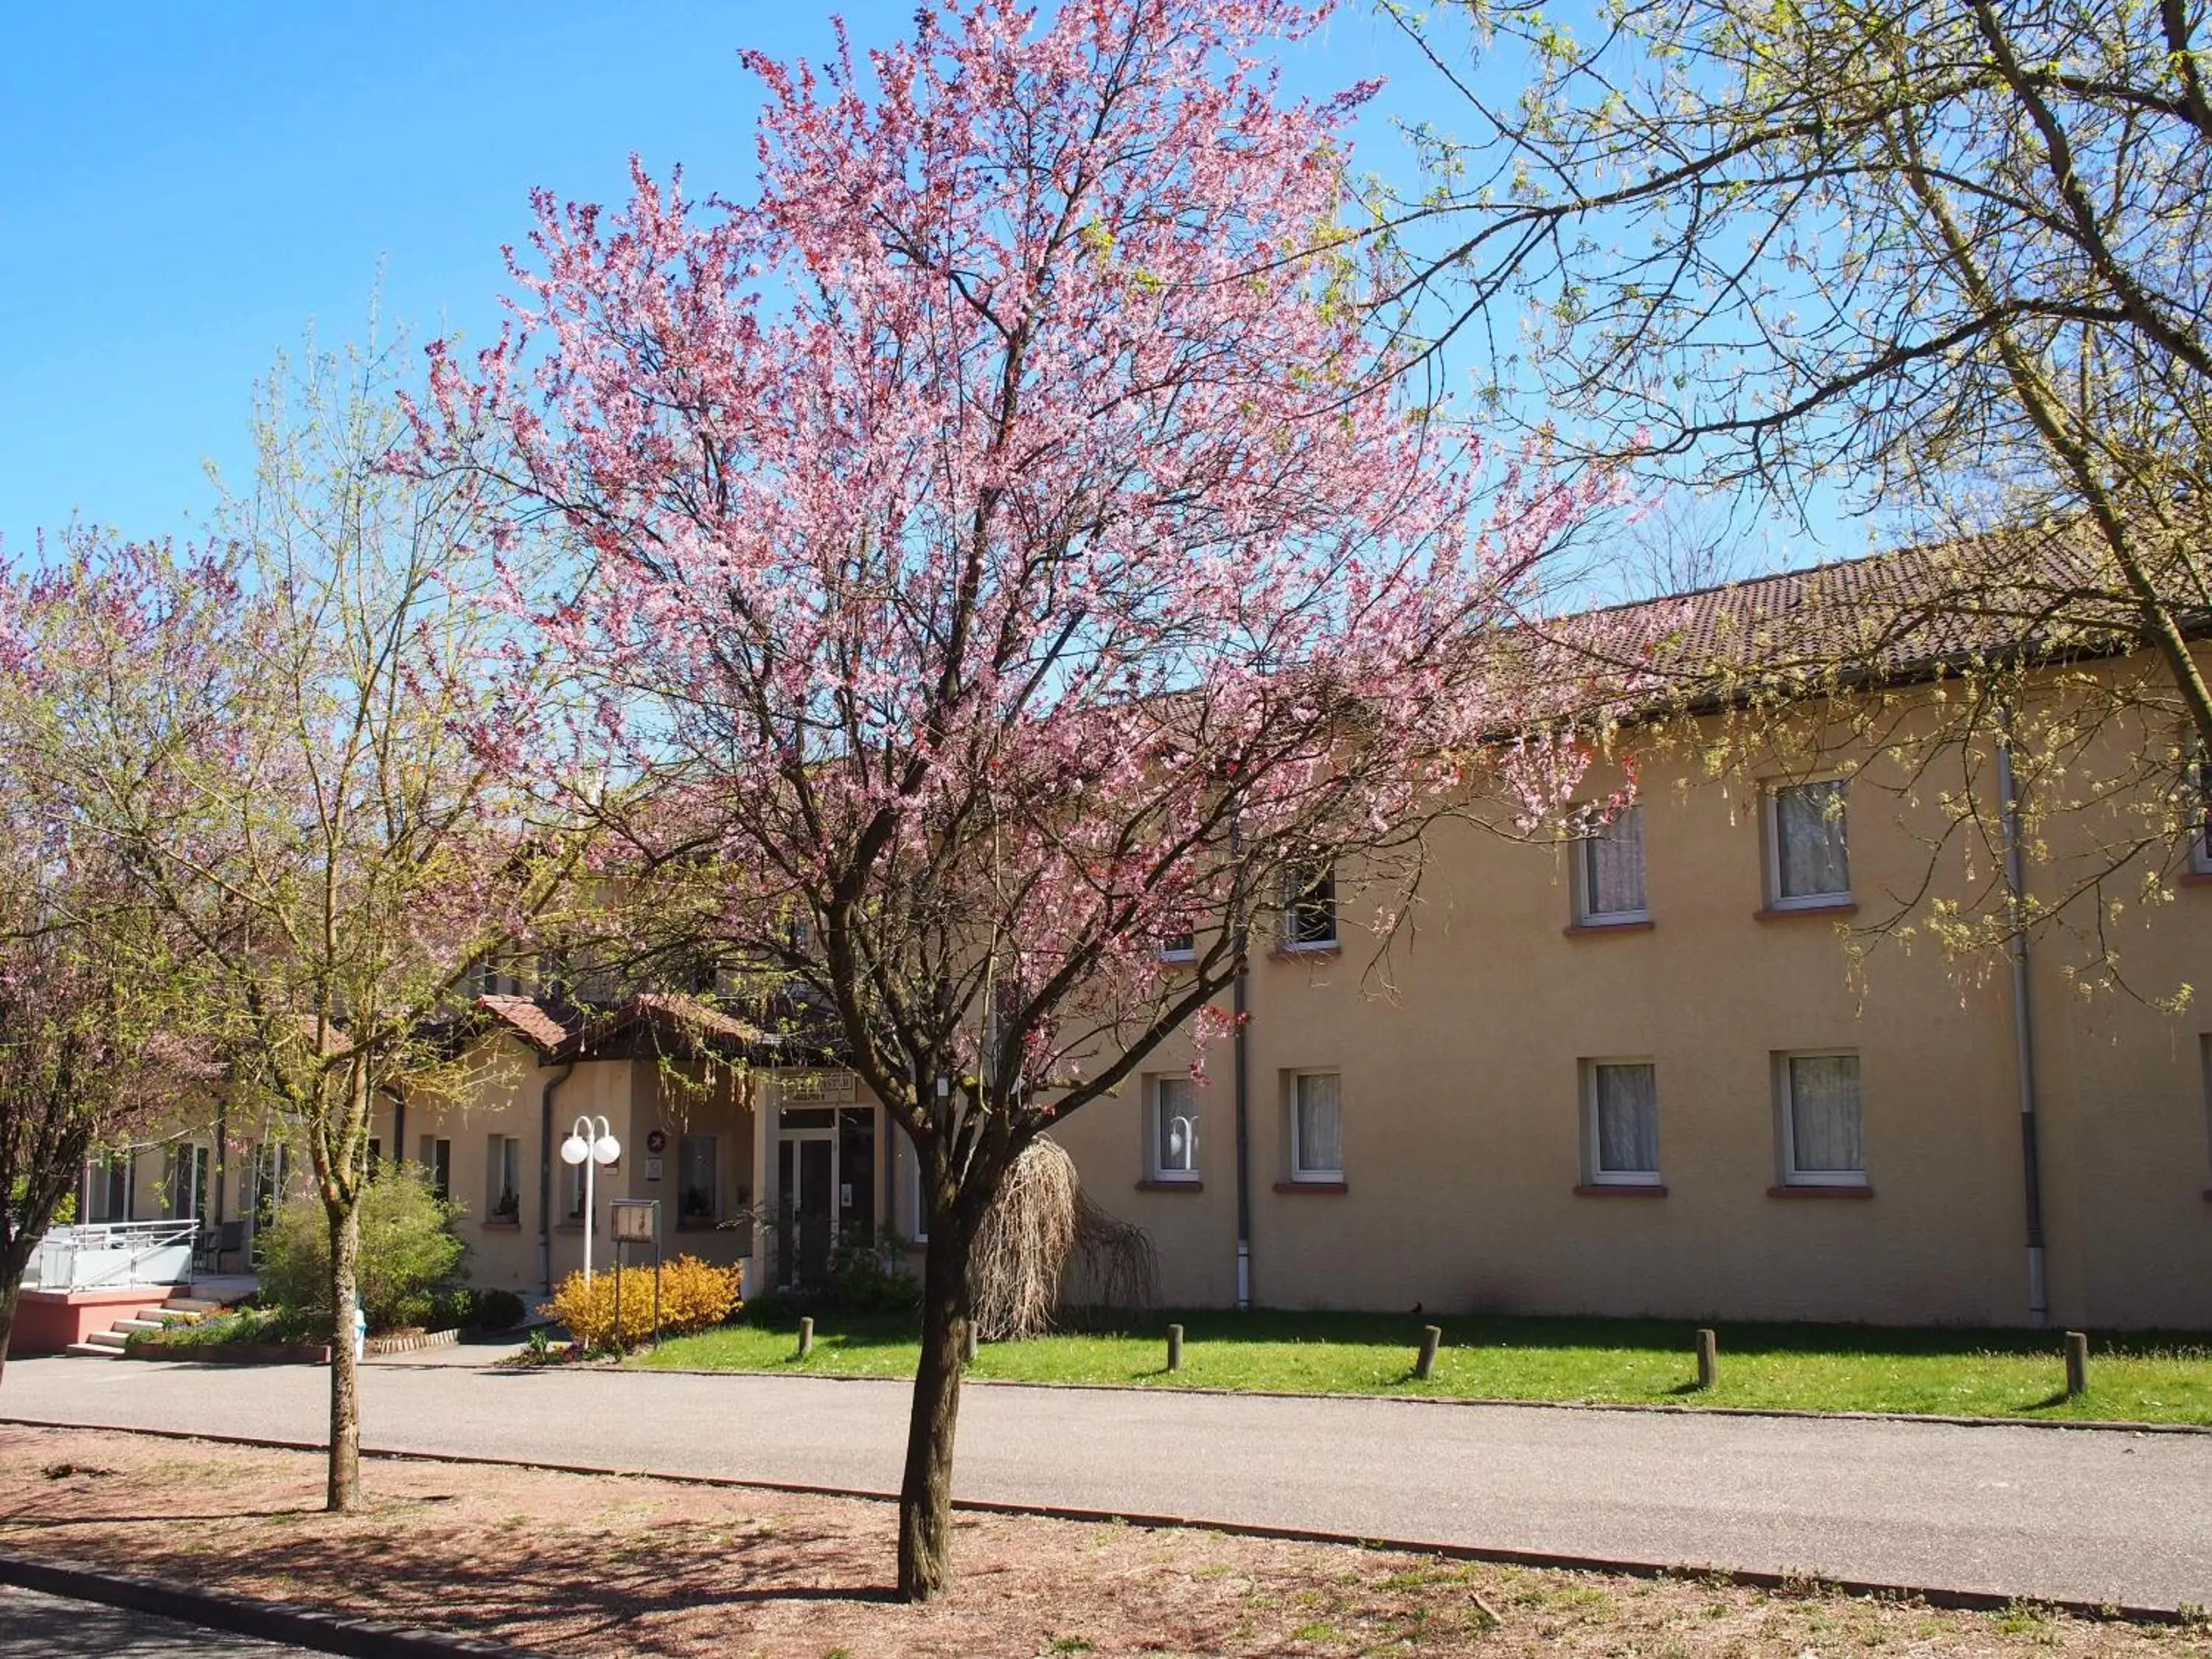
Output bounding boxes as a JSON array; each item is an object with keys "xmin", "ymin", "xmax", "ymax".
[{"xmin": 1, "ymin": 4, "xmax": 1456, "ymax": 549}]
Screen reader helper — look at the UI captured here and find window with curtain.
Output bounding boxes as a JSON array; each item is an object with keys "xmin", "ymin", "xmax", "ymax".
[
  {"xmin": 1587, "ymin": 1062, "xmax": 1659, "ymax": 1180},
  {"xmin": 1771, "ymin": 780, "xmax": 1850, "ymax": 903},
  {"xmin": 1580, "ymin": 807, "xmax": 1649, "ymax": 921},
  {"xmin": 679, "ymin": 1135, "xmax": 718, "ymax": 1223},
  {"xmin": 1292, "ymin": 1072, "xmax": 1343, "ymax": 1180},
  {"xmin": 1781, "ymin": 1053, "xmax": 1865, "ymax": 1183},
  {"xmin": 564, "ymin": 1158, "xmax": 587, "ymax": 1222},
  {"xmin": 1283, "ymin": 861, "xmax": 1338, "ymax": 949},
  {"xmin": 1152, "ymin": 1076, "xmax": 1199, "ymax": 1180},
  {"xmin": 1161, "ymin": 925, "xmax": 1196, "ymax": 961},
  {"xmin": 485, "ymin": 1135, "xmax": 521, "ymax": 1222}
]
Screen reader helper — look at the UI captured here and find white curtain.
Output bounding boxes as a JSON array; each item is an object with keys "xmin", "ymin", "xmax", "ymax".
[
  {"xmin": 1777, "ymin": 781, "xmax": 1849, "ymax": 898},
  {"xmin": 1295, "ymin": 1073, "xmax": 1343, "ymax": 1175},
  {"xmin": 1594, "ymin": 1062, "xmax": 1659, "ymax": 1175},
  {"xmin": 1585, "ymin": 806, "xmax": 1648, "ymax": 916},
  {"xmin": 1155, "ymin": 1077, "xmax": 1198, "ymax": 1175},
  {"xmin": 1789, "ymin": 1054, "xmax": 1864, "ymax": 1173}
]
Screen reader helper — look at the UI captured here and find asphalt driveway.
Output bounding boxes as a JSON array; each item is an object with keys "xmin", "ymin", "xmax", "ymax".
[{"xmin": 2, "ymin": 1352, "xmax": 2207, "ymax": 1612}]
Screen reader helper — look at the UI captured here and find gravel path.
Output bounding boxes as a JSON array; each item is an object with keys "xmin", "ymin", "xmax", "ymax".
[{"xmin": 3, "ymin": 1352, "xmax": 2208, "ymax": 1612}]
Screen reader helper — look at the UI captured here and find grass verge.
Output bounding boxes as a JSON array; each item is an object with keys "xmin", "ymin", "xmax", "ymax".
[{"xmin": 626, "ymin": 1308, "xmax": 2212, "ymax": 1425}]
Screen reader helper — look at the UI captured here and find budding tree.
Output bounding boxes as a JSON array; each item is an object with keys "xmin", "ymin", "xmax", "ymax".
[
  {"xmin": 419, "ymin": 0, "xmax": 1617, "ymax": 1598},
  {"xmin": 1383, "ymin": 0, "xmax": 2212, "ymax": 975},
  {"xmin": 45, "ymin": 334, "xmax": 596, "ymax": 1509}
]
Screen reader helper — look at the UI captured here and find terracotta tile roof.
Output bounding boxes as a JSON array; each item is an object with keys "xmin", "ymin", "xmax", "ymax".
[
  {"xmin": 1532, "ymin": 521, "xmax": 2180, "ymax": 707},
  {"xmin": 621, "ymin": 992, "xmax": 766, "ymax": 1048},
  {"xmin": 476, "ymin": 994, "xmax": 577, "ymax": 1051}
]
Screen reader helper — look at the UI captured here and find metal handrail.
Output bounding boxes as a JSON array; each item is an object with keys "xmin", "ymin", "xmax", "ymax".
[{"xmin": 27, "ymin": 1219, "xmax": 199, "ymax": 1291}]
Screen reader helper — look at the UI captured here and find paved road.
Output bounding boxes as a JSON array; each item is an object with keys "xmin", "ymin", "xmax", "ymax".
[
  {"xmin": 0, "ymin": 1587, "xmax": 306, "ymax": 1656},
  {"xmin": 3, "ymin": 1354, "xmax": 2208, "ymax": 1612}
]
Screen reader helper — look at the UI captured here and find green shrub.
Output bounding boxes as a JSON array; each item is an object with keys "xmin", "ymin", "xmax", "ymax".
[{"xmin": 259, "ymin": 1163, "xmax": 467, "ymax": 1334}]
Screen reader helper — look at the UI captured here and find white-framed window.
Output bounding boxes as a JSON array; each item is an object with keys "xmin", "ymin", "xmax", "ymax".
[
  {"xmin": 167, "ymin": 1144, "xmax": 209, "ymax": 1222},
  {"xmin": 485, "ymin": 1135, "xmax": 522, "ymax": 1223},
  {"xmin": 564, "ymin": 1157, "xmax": 588, "ymax": 1225},
  {"xmin": 1290, "ymin": 1071, "xmax": 1343, "ymax": 1182},
  {"xmin": 678, "ymin": 1134, "xmax": 719, "ymax": 1225},
  {"xmin": 1777, "ymin": 1051, "xmax": 1865, "ymax": 1186},
  {"xmin": 903, "ymin": 1130, "xmax": 930, "ymax": 1243},
  {"xmin": 467, "ymin": 956, "xmax": 529, "ymax": 998},
  {"xmin": 420, "ymin": 1135, "xmax": 453, "ymax": 1203},
  {"xmin": 1767, "ymin": 779, "xmax": 1851, "ymax": 906},
  {"xmin": 1282, "ymin": 861, "xmax": 1338, "ymax": 950},
  {"xmin": 85, "ymin": 1155, "xmax": 133, "ymax": 1222},
  {"xmin": 1148, "ymin": 1075, "xmax": 1200, "ymax": 1182},
  {"xmin": 1583, "ymin": 1060, "xmax": 1660, "ymax": 1183},
  {"xmin": 1161, "ymin": 925, "xmax": 1196, "ymax": 963},
  {"xmin": 2189, "ymin": 758, "xmax": 2212, "ymax": 874},
  {"xmin": 1577, "ymin": 806, "xmax": 1649, "ymax": 923}
]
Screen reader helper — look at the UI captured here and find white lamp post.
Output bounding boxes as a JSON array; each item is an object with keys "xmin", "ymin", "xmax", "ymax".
[{"xmin": 558, "ymin": 1114, "xmax": 621, "ymax": 1283}]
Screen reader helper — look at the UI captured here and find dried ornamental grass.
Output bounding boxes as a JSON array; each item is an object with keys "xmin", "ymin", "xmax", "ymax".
[{"xmin": 967, "ymin": 1137, "xmax": 1080, "ymax": 1341}]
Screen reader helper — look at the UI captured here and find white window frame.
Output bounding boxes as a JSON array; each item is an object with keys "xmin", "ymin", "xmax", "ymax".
[
  {"xmin": 1160, "ymin": 926, "xmax": 1197, "ymax": 964},
  {"xmin": 1281, "ymin": 862, "xmax": 1338, "ymax": 952},
  {"xmin": 1775, "ymin": 1049, "xmax": 1867, "ymax": 1187},
  {"xmin": 1576, "ymin": 805, "xmax": 1650, "ymax": 925},
  {"xmin": 903, "ymin": 1131, "xmax": 930, "ymax": 1243},
  {"xmin": 1147, "ymin": 1074, "xmax": 1201, "ymax": 1183},
  {"xmin": 1288, "ymin": 1070, "xmax": 1344, "ymax": 1183},
  {"xmin": 420, "ymin": 1135, "xmax": 453, "ymax": 1203},
  {"xmin": 1582, "ymin": 1058, "xmax": 1660, "ymax": 1184},
  {"xmin": 1764, "ymin": 779, "xmax": 1852, "ymax": 908},
  {"xmin": 85, "ymin": 1155, "xmax": 133, "ymax": 1222},
  {"xmin": 485, "ymin": 1134, "xmax": 522, "ymax": 1224},
  {"xmin": 2191, "ymin": 758, "xmax": 2212, "ymax": 874},
  {"xmin": 563, "ymin": 1156, "xmax": 588, "ymax": 1225}
]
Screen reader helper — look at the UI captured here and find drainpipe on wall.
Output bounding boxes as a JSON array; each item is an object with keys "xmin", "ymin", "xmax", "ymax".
[
  {"xmin": 1998, "ymin": 713, "xmax": 2050, "ymax": 1326},
  {"xmin": 1233, "ymin": 955, "xmax": 1252, "ymax": 1310},
  {"xmin": 538, "ymin": 1060, "xmax": 576, "ymax": 1298},
  {"xmin": 393, "ymin": 1092, "xmax": 407, "ymax": 1176}
]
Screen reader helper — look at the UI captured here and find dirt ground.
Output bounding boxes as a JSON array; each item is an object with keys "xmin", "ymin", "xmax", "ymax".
[{"xmin": 0, "ymin": 1425, "xmax": 2203, "ymax": 1659}]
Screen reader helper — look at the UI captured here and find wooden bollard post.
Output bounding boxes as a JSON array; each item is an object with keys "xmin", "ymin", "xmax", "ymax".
[
  {"xmin": 1695, "ymin": 1327, "xmax": 1718, "ymax": 1391},
  {"xmin": 1415, "ymin": 1324, "xmax": 1443, "ymax": 1381},
  {"xmin": 963, "ymin": 1323, "xmax": 979, "ymax": 1363},
  {"xmin": 1166, "ymin": 1324, "xmax": 1185, "ymax": 1372},
  {"xmin": 797, "ymin": 1316, "xmax": 814, "ymax": 1359},
  {"xmin": 2065, "ymin": 1330, "xmax": 2090, "ymax": 1397}
]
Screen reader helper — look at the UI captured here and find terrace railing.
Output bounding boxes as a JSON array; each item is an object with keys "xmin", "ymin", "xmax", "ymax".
[{"xmin": 24, "ymin": 1219, "xmax": 197, "ymax": 1292}]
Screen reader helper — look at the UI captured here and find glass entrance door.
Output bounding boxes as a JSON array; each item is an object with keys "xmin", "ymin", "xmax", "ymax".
[
  {"xmin": 778, "ymin": 1135, "xmax": 835, "ymax": 1288},
  {"xmin": 776, "ymin": 1105, "xmax": 878, "ymax": 1288}
]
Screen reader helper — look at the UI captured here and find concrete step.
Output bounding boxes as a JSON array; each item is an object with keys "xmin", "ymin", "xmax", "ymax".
[
  {"xmin": 62, "ymin": 1342, "xmax": 119, "ymax": 1358},
  {"xmin": 82, "ymin": 1330, "xmax": 129, "ymax": 1351},
  {"xmin": 112, "ymin": 1318, "xmax": 168, "ymax": 1332},
  {"xmin": 164, "ymin": 1297, "xmax": 221, "ymax": 1314}
]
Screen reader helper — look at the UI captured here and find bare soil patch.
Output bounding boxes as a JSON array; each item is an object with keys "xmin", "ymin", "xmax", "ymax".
[{"xmin": 0, "ymin": 1425, "xmax": 2202, "ymax": 1658}]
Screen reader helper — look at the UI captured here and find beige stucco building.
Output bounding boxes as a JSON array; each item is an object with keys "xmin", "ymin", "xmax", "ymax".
[{"xmin": 70, "ymin": 557, "xmax": 2212, "ymax": 1332}]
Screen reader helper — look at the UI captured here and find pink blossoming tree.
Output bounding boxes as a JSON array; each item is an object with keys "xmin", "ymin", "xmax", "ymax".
[
  {"xmin": 0, "ymin": 538, "xmax": 229, "ymax": 1382},
  {"xmin": 420, "ymin": 0, "xmax": 1618, "ymax": 1598}
]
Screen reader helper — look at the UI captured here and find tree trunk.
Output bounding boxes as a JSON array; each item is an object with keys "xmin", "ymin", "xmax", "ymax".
[
  {"xmin": 324, "ymin": 1200, "xmax": 362, "ymax": 1512},
  {"xmin": 0, "ymin": 1271, "xmax": 22, "ymax": 1389},
  {"xmin": 897, "ymin": 1222, "xmax": 973, "ymax": 1601}
]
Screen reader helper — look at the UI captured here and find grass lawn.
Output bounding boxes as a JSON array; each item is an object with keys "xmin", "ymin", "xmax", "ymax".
[{"xmin": 628, "ymin": 1307, "xmax": 2212, "ymax": 1425}]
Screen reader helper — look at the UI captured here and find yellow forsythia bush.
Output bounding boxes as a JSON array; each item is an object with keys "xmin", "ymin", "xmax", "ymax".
[{"xmin": 543, "ymin": 1255, "xmax": 742, "ymax": 1352}]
